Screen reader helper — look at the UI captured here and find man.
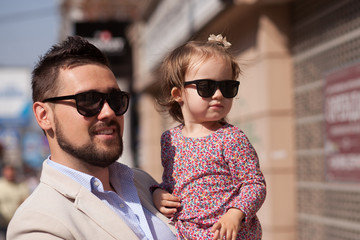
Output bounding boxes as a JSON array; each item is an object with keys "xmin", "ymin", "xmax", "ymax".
[{"xmin": 7, "ymin": 36, "xmax": 176, "ymax": 239}]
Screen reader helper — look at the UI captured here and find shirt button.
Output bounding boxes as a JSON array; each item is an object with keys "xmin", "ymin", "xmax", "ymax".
[
  {"xmin": 94, "ymin": 181, "xmax": 100, "ymax": 187},
  {"xmin": 119, "ymin": 203, "xmax": 125, "ymax": 208}
]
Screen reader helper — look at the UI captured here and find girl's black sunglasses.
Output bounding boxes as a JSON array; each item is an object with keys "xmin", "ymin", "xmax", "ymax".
[
  {"xmin": 184, "ymin": 79, "xmax": 240, "ymax": 98},
  {"xmin": 42, "ymin": 90, "xmax": 130, "ymax": 117}
]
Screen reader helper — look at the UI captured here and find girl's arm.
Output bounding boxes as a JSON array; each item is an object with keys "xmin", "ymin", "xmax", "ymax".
[
  {"xmin": 225, "ymin": 129, "xmax": 267, "ymax": 224},
  {"xmin": 151, "ymin": 130, "xmax": 181, "ymax": 217}
]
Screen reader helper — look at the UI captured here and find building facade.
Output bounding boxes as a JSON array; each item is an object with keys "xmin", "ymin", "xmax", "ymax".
[
  {"xmin": 129, "ymin": 1, "xmax": 296, "ymax": 239},
  {"xmin": 129, "ymin": 0, "xmax": 360, "ymax": 239},
  {"xmin": 60, "ymin": 0, "xmax": 360, "ymax": 239},
  {"xmin": 291, "ymin": 0, "xmax": 360, "ymax": 239}
]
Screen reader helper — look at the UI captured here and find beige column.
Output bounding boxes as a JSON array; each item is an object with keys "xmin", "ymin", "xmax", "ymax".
[
  {"xmin": 229, "ymin": 5, "xmax": 296, "ymax": 240},
  {"xmin": 137, "ymin": 94, "xmax": 164, "ymax": 182}
]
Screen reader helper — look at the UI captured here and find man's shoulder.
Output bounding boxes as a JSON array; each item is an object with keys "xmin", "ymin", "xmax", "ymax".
[
  {"xmin": 132, "ymin": 168, "xmax": 159, "ymax": 198},
  {"xmin": 10, "ymin": 163, "xmax": 81, "ymax": 223},
  {"xmin": 132, "ymin": 168, "xmax": 157, "ymax": 184},
  {"xmin": 12, "ymin": 181, "xmax": 70, "ymax": 216},
  {"xmin": 0, "ymin": 178, "xmax": 9, "ymax": 188},
  {"xmin": 7, "ymin": 181, "xmax": 71, "ymax": 237}
]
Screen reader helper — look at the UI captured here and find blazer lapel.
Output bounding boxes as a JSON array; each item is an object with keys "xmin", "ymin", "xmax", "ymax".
[
  {"xmin": 41, "ymin": 162, "xmax": 139, "ymax": 239},
  {"xmin": 74, "ymin": 187, "xmax": 139, "ymax": 239},
  {"xmin": 133, "ymin": 173, "xmax": 177, "ymax": 234}
]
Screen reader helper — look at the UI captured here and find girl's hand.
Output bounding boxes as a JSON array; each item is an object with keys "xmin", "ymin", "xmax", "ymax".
[
  {"xmin": 211, "ymin": 208, "xmax": 244, "ymax": 240},
  {"xmin": 152, "ymin": 188, "xmax": 181, "ymax": 218}
]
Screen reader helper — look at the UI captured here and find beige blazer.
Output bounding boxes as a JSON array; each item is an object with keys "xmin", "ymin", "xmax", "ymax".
[{"xmin": 7, "ymin": 162, "xmax": 175, "ymax": 240}]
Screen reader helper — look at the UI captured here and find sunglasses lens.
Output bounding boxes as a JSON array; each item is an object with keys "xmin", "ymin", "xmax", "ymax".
[
  {"xmin": 76, "ymin": 92, "xmax": 104, "ymax": 117},
  {"xmin": 108, "ymin": 91, "xmax": 130, "ymax": 116},
  {"xmin": 196, "ymin": 80, "xmax": 216, "ymax": 98},
  {"xmin": 76, "ymin": 91, "xmax": 130, "ymax": 117},
  {"xmin": 220, "ymin": 81, "xmax": 239, "ymax": 98},
  {"xmin": 184, "ymin": 80, "xmax": 239, "ymax": 98}
]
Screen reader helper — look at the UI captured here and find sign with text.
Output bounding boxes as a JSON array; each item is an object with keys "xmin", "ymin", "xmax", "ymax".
[
  {"xmin": 75, "ymin": 21, "xmax": 132, "ymax": 78},
  {"xmin": 325, "ymin": 63, "xmax": 360, "ymax": 182}
]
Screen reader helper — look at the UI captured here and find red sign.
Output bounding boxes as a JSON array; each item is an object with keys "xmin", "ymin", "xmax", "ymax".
[{"xmin": 325, "ymin": 63, "xmax": 360, "ymax": 182}]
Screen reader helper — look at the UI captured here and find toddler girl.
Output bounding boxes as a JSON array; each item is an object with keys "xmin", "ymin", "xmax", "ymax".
[{"xmin": 151, "ymin": 34, "xmax": 266, "ymax": 240}]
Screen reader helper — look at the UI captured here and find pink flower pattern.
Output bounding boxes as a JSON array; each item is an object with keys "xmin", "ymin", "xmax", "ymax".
[{"xmin": 154, "ymin": 124, "xmax": 266, "ymax": 240}]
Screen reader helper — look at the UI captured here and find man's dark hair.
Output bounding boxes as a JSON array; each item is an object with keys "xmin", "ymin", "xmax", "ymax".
[{"xmin": 32, "ymin": 36, "xmax": 110, "ymax": 102}]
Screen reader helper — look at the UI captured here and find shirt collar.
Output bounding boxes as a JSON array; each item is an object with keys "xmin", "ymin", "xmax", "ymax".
[
  {"xmin": 46, "ymin": 157, "xmax": 133, "ymax": 193},
  {"xmin": 108, "ymin": 160, "xmax": 134, "ymax": 196}
]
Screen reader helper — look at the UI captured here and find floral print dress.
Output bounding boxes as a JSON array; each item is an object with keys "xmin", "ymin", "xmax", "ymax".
[{"xmin": 153, "ymin": 123, "xmax": 266, "ymax": 240}]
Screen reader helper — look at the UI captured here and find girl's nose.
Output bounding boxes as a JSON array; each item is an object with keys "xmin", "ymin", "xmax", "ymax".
[{"xmin": 212, "ymin": 88, "xmax": 224, "ymax": 99}]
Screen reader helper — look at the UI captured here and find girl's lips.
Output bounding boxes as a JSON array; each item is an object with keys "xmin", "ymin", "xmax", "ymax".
[{"xmin": 210, "ymin": 104, "xmax": 223, "ymax": 108}]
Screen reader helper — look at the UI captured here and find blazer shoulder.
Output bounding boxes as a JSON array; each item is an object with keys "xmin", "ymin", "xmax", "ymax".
[{"xmin": 132, "ymin": 168, "xmax": 158, "ymax": 186}]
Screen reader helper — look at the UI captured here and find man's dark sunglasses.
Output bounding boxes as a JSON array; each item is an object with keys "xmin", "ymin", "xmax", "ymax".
[
  {"xmin": 184, "ymin": 79, "xmax": 240, "ymax": 98},
  {"xmin": 42, "ymin": 90, "xmax": 130, "ymax": 117}
]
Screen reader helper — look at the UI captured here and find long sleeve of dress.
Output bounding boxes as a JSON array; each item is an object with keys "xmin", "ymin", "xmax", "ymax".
[
  {"xmin": 150, "ymin": 130, "xmax": 176, "ymax": 194},
  {"xmin": 223, "ymin": 130, "xmax": 266, "ymax": 224}
]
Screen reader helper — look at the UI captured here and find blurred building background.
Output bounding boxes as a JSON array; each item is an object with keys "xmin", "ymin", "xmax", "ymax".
[{"xmin": 1, "ymin": 0, "xmax": 359, "ymax": 239}]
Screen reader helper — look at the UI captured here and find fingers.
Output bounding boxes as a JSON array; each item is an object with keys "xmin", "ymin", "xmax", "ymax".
[
  {"xmin": 225, "ymin": 229, "xmax": 237, "ymax": 240},
  {"xmin": 211, "ymin": 222, "xmax": 221, "ymax": 233},
  {"xmin": 162, "ymin": 192, "xmax": 181, "ymax": 203},
  {"xmin": 219, "ymin": 226, "xmax": 226, "ymax": 240},
  {"xmin": 215, "ymin": 230, "xmax": 235, "ymax": 240},
  {"xmin": 159, "ymin": 206, "xmax": 178, "ymax": 218},
  {"xmin": 152, "ymin": 188, "xmax": 181, "ymax": 217},
  {"xmin": 212, "ymin": 229, "xmax": 220, "ymax": 240},
  {"xmin": 231, "ymin": 230, "xmax": 237, "ymax": 240},
  {"xmin": 160, "ymin": 197, "xmax": 181, "ymax": 208},
  {"xmin": 156, "ymin": 190, "xmax": 181, "ymax": 207},
  {"xmin": 211, "ymin": 222, "xmax": 238, "ymax": 240},
  {"xmin": 153, "ymin": 188, "xmax": 180, "ymax": 202},
  {"xmin": 158, "ymin": 193, "xmax": 181, "ymax": 217},
  {"xmin": 211, "ymin": 222, "xmax": 221, "ymax": 240}
]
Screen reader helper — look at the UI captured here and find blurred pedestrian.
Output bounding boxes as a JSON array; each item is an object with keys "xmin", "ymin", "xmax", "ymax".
[
  {"xmin": 7, "ymin": 36, "xmax": 176, "ymax": 239},
  {"xmin": 0, "ymin": 164, "xmax": 29, "ymax": 239},
  {"xmin": 151, "ymin": 34, "xmax": 266, "ymax": 240}
]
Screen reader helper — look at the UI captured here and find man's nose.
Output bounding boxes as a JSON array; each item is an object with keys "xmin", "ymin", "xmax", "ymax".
[{"xmin": 97, "ymin": 101, "xmax": 117, "ymax": 119}]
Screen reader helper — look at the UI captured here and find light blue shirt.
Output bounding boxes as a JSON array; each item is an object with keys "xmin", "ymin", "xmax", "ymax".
[{"xmin": 46, "ymin": 158, "xmax": 175, "ymax": 240}]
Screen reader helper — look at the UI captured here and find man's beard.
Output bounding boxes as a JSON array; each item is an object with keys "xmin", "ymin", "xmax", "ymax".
[{"xmin": 54, "ymin": 117, "xmax": 123, "ymax": 168}]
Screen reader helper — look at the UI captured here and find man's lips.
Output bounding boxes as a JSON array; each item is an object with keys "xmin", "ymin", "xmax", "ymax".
[
  {"xmin": 90, "ymin": 121, "xmax": 121, "ymax": 137},
  {"xmin": 95, "ymin": 128, "xmax": 115, "ymax": 135},
  {"xmin": 93, "ymin": 128, "xmax": 119, "ymax": 142}
]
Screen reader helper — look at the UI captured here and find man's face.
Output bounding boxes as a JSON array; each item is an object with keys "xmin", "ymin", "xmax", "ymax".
[{"xmin": 51, "ymin": 64, "xmax": 125, "ymax": 168}]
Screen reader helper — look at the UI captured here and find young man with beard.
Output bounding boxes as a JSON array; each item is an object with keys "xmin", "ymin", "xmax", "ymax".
[{"xmin": 7, "ymin": 36, "xmax": 176, "ymax": 240}]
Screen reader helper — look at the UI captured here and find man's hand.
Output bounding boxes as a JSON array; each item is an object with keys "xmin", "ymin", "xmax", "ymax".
[
  {"xmin": 152, "ymin": 188, "xmax": 181, "ymax": 218},
  {"xmin": 211, "ymin": 208, "xmax": 244, "ymax": 240}
]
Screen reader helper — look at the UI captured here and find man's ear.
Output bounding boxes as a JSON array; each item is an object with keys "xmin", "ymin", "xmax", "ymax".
[
  {"xmin": 171, "ymin": 87, "xmax": 183, "ymax": 103},
  {"xmin": 33, "ymin": 102, "xmax": 53, "ymax": 131}
]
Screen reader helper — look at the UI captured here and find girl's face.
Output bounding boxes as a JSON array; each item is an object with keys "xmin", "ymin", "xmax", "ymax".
[{"xmin": 174, "ymin": 56, "xmax": 235, "ymax": 125}]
